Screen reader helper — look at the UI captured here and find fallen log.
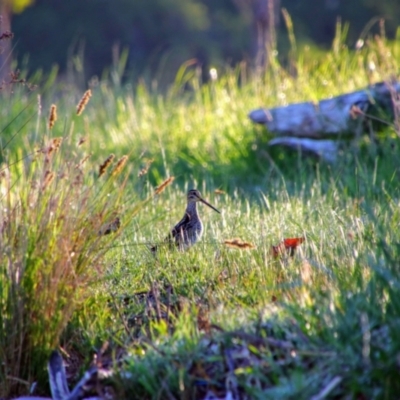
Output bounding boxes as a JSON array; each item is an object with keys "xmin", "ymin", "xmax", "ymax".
[
  {"xmin": 249, "ymin": 81, "xmax": 399, "ymax": 162},
  {"xmin": 268, "ymin": 137, "xmax": 340, "ymax": 163},
  {"xmin": 249, "ymin": 81, "xmax": 399, "ymax": 138}
]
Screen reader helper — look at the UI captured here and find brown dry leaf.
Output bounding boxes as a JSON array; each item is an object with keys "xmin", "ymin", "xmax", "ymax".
[{"xmin": 224, "ymin": 238, "xmax": 256, "ymax": 249}]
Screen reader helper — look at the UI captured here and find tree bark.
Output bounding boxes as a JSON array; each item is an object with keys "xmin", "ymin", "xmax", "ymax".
[
  {"xmin": 0, "ymin": 1, "xmax": 12, "ymax": 83},
  {"xmin": 252, "ymin": 0, "xmax": 280, "ymax": 71}
]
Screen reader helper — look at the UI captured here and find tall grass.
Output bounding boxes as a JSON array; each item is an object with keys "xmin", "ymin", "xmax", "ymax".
[
  {"xmin": 0, "ymin": 93, "xmax": 152, "ymax": 397},
  {"xmin": 4, "ymin": 27, "xmax": 400, "ymax": 189}
]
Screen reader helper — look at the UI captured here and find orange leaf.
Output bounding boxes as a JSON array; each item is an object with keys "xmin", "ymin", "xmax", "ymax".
[
  {"xmin": 272, "ymin": 237, "xmax": 304, "ymax": 258},
  {"xmin": 283, "ymin": 237, "xmax": 304, "ymax": 249}
]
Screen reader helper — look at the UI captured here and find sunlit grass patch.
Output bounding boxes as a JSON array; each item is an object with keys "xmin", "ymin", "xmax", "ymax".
[{"xmin": 105, "ymin": 183, "xmax": 400, "ymax": 399}]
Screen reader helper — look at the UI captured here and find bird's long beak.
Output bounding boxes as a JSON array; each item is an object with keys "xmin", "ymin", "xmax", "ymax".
[{"xmin": 199, "ymin": 196, "xmax": 220, "ymax": 213}]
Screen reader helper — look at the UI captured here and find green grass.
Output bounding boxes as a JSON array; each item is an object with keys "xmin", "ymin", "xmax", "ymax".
[
  {"xmin": 107, "ymin": 179, "xmax": 400, "ymax": 398},
  {"xmin": 1, "ymin": 29, "xmax": 400, "ymax": 398}
]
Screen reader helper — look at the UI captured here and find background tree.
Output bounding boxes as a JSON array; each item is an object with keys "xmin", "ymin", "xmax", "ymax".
[
  {"xmin": 0, "ymin": 0, "xmax": 34, "ymax": 80},
  {"xmin": 10, "ymin": 0, "xmax": 400, "ymax": 85}
]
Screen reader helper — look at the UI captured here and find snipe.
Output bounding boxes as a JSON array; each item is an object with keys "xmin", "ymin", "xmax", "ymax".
[{"xmin": 152, "ymin": 189, "xmax": 220, "ymax": 252}]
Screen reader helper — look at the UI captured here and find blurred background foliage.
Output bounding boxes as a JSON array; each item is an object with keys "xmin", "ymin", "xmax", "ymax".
[{"xmin": 9, "ymin": 0, "xmax": 400, "ymax": 85}]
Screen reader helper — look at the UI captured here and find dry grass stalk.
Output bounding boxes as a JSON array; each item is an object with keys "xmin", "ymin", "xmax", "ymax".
[
  {"xmin": 138, "ymin": 159, "xmax": 154, "ymax": 177},
  {"xmin": 40, "ymin": 138, "xmax": 63, "ymax": 163},
  {"xmin": 48, "ymin": 104, "xmax": 57, "ymax": 129},
  {"xmin": 111, "ymin": 155, "xmax": 128, "ymax": 177},
  {"xmin": 99, "ymin": 154, "xmax": 115, "ymax": 177},
  {"xmin": 155, "ymin": 176, "xmax": 175, "ymax": 195},
  {"xmin": 73, "ymin": 169, "xmax": 84, "ymax": 187},
  {"xmin": 42, "ymin": 171, "xmax": 55, "ymax": 190},
  {"xmin": 76, "ymin": 89, "xmax": 92, "ymax": 116},
  {"xmin": 75, "ymin": 154, "xmax": 91, "ymax": 169},
  {"xmin": 51, "ymin": 137, "xmax": 63, "ymax": 152},
  {"xmin": 214, "ymin": 189, "xmax": 226, "ymax": 195},
  {"xmin": 224, "ymin": 238, "xmax": 256, "ymax": 249}
]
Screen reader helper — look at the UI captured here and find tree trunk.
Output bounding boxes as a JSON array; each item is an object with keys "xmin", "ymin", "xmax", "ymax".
[
  {"xmin": 0, "ymin": 1, "xmax": 12, "ymax": 83},
  {"xmin": 252, "ymin": 0, "xmax": 280, "ymax": 71}
]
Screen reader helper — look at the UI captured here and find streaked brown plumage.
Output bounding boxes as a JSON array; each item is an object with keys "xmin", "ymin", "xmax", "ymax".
[{"xmin": 152, "ymin": 189, "xmax": 220, "ymax": 252}]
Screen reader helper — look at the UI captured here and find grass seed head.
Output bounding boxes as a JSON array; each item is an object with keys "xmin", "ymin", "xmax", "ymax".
[
  {"xmin": 155, "ymin": 176, "xmax": 175, "ymax": 195},
  {"xmin": 48, "ymin": 104, "xmax": 57, "ymax": 129},
  {"xmin": 40, "ymin": 137, "xmax": 63, "ymax": 163},
  {"xmin": 111, "ymin": 155, "xmax": 128, "ymax": 177},
  {"xmin": 99, "ymin": 154, "xmax": 115, "ymax": 177},
  {"xmin": 76, "ymin": 89, "xmax": 92, "ymax": 116},
  {"xmin": 42, "ymin": 170, "xmax": 55, "ymax": 190},
  {"xmin": 51, "ymin": 137, "xmax": 63, "ymax": 151}
]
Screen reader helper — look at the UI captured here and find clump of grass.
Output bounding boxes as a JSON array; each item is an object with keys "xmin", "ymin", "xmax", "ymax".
[{"xmin": 0, "ymin": 106, "xmax": 148, "ymax": 398}]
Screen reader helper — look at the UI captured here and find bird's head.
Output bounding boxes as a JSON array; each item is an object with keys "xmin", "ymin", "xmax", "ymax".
[{"xmin": 187, "ymin": 189, "xmax": 220, "ymax": 213}]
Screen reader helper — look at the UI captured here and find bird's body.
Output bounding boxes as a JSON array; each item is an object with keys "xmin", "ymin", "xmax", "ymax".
[
  {"xmin": 170, "ymin": 199, "xmax": 204, "ymax": 250},
  {"xmin": 152, "ymin": 189, "xmax": 220, "ymax": 252}
]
